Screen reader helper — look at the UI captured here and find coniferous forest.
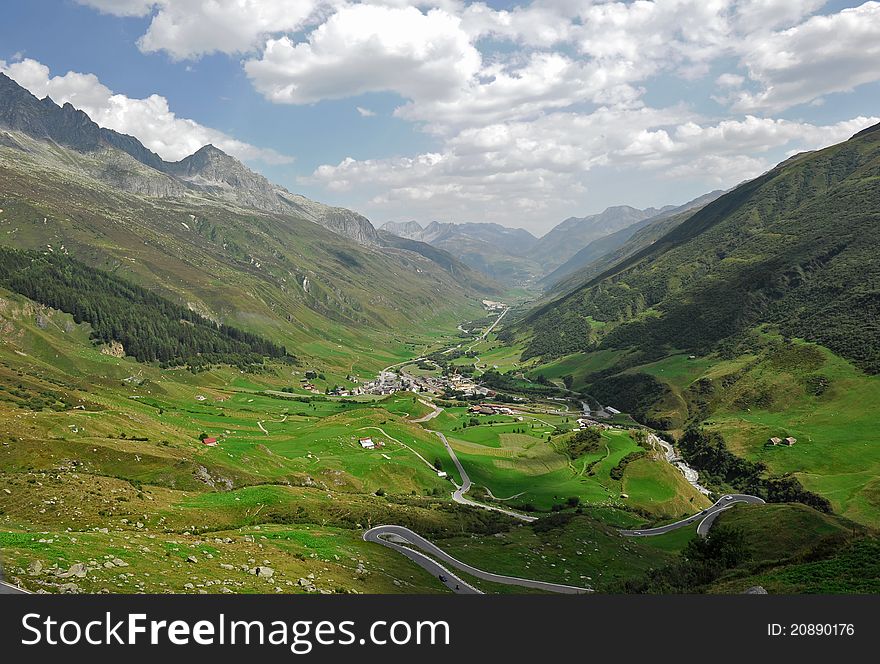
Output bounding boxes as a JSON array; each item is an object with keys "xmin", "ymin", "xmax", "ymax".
[{"xmin": 0, "ymin": 247, "xmax": 294, "ymax": 369}]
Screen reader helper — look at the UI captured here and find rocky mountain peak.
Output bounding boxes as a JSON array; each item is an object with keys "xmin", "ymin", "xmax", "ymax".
[{"xmin": 0, "ymin": 71, "xmax": 380, "ymax": 246}]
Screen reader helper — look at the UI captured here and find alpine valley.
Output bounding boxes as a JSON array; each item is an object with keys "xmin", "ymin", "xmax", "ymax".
[{"xmin": 1, "ymin": 71, "xmax": 879, "ymax": 597}]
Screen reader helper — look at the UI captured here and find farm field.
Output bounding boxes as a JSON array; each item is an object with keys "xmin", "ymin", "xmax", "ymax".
[{"xmin": 0, "ymin": 289, "xmax": 717, "ymax": 594}]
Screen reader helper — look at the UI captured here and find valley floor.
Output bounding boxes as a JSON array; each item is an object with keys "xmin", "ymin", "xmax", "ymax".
[{"xmin": 1, "ymin": 295, "xmax": 876, "ymax": 595}]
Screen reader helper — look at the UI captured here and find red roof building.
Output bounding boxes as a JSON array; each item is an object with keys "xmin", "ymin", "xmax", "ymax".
[{"xmin": 202, "ymin": 437, "xmax": 218, "ymax": 446}]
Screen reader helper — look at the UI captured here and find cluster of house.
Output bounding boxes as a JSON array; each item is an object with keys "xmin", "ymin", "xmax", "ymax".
[
  {"xmin": 768, "ymin": 436, "xmax": 797, "ymax": 446},
  {"xmin": 481, "ymin": 299, "xmax": 506, "ymax": 312},
  {"xmin": 358, "ymin": 437, "xmax": 385, "ymax": 450},
  {"xmin": 446, "ymin": 373, "xmax": 492, "ymax": 397},
  {"xmin": 296, "ymin": 378, "xmax": 321, "ymax": 393},
  {"xmin": 576, "ymin": 417, "xmax": 610, "ymax": 430},
  {"xmin": 468, "ymin": 403, "xmax": 516, "ymax": 416},
  {"xmin": 360, "ymin": 370, "xmax": 411, "ymax": 396}
]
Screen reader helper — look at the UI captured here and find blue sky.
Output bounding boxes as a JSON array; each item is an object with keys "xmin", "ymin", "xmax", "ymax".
[{"xmin": 2, "ymin": 1, "xmax": 879, "ymax": 235}]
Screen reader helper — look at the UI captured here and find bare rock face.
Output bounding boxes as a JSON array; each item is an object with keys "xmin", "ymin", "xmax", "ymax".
[
  {"xmin": 744, "ymin": 585, "xmax": 768, "ymax": 594},
  {"xmin": 100, "ymin": 340, "xmax": 125, "ymax": 358},
  {"xmin": 381, "ymin": 220, "xmax": 425, "ymax": 240},
  {"xmin": 0, "ymin": 73, "xmax": 380, "ymax": 247},
  {"xmin": 165, "ymin": 145, "xmax": 380, "ymax": 246}
]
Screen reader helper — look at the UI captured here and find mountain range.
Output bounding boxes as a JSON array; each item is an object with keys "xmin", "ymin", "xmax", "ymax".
[
  {"xmin": 0, "ymin": 73, "xmax": 385, "ymax": 247},
  {"xmin": 528, "ymin": 204, "xmax": 675, "ymax": 273},
  {"xmin": 380, "ymin": 220, "xmax": 540, "ymax": 283},
  {"xmin": 381, "ymin": 204, "xmax": 694, "ymax": 285},
  {"xmin": 517, "ymin": 118, "xmax": 880, "ymax": 375},
  {"xmin": 540, "ymin": 190, "xmax": 726, "ymax": 292},
  {"xmin": 0, "ymin": 72, "xmax": 496, "ymax": 368}
]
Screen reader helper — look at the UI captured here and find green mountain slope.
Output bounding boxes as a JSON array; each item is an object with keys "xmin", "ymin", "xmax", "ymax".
[
  {"xmin": 521, "ymin": 122, "xmax": 880, "ymax": 372},
  {"xmin": 528, "ymin": 205, "xmax": 672, "ymax": 274},
  {"xmin": 541, "ymin": 191, "xmax": 725, "ymax": 293},
  {"xmin": 499, "ymin": 121, "xmax": 880, "ymax": 527},
  {"xmin": 0, "ymin": 128, "xmax": 490, "ymax": 374}
]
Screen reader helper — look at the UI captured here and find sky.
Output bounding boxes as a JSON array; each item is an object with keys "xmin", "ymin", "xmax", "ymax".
[{"xmin": 1, "ymin": 1, "xmax": 879, "ymax": 235}]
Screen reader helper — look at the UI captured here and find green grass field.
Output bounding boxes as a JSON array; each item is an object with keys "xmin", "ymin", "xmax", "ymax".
[{"xmin": 705, "ymin": 344, "xmax": 880, "ymax": 527}]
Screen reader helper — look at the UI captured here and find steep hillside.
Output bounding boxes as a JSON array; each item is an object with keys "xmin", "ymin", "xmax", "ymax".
[
  {"xmin": 541, "ymin": 191, "xmax": 725, "ymax": 292},
  {"xmin": 0, "ymin": 72, "xmax": 378, "ymax": 246},
  {"xmin": 498, "ymin": 121, "xmax": 880, "ymax": 526},
  {"xmin": 0, "ymin": 71, "xmax": 497, "ymax": 375},
  {"xmin": 520, "ymin": 122, "xmax": 880, "ymax": 372},
  {"xmin": 375, "ymin": 230, "xmax": 500, "ymax": 294},
  {"xmin": 528, "ymin": 205, "xmax": 673, "ymax": 273},
  {"xmin": 0, "ymin": 137, "xmax": 484, "ymax": 369}
]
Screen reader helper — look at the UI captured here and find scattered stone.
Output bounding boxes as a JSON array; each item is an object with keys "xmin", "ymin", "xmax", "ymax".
[
  {"xmin": 186, "ymin": 555, "xmax": 198, "ymax": 563},
  {"xmin": 250, "ymin": 567, "xmax": 274, "ymax": 578},
  {"xmin": 58, "ymin": 563, "xmax": 87, "ymax": 579},
  {"xmin": 28, "ymin": 560, "xmax": 43, "ymax": 576}
]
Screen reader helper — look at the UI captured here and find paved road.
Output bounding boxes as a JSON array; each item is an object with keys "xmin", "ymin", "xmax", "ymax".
[
  {"xmin": 0, "ymin": 580, "xmax": 30, "ymax": 594},
  {"xmin": 410, "ymin": 399, "xmax": 442, "ymax": 423},
  {"xmin": 381, "ymin": 356, "xmax": 425, "ymax": 374},
  {"xmin": 466, "ymin": 307, "xmax": 509, "ymax": 352},
  {"xmin": 619, "ymin": 494, "xmax": 765, "ymax": 537},
  {"xmin": 364, "ymin": 525, "xmax": 591, "ymax": 594},
  {"xmin": 430, "ymin": 428, "xmax": 537, "ymax": 522},
  {"xmin": 406, "ymin": 396, "xmax": 537, "ymax": 522}
]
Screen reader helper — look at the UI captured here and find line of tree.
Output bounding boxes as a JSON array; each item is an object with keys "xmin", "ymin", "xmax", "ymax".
[{"xmin": 0, "ymin": 247, "xmax": 295, "ymax": 370}]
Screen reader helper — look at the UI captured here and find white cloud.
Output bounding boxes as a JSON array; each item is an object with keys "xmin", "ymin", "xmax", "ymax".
[
  {"xmin": 0, "ymin": 58, "xmax": 292, "ymax": 164},
  {"xmin": 732, "ymin": 0, "xmax": 828, "ymax": 33},
  {"xmin": 76, "ymin": 0, "xmax": 156, "ymax": 17},
  {"xmin": 73, "ymin": 1, "xmax": 880, "ymax": 230},
  {"xmin": 80, "ymin": 0, "xmax": 324, "ymax": 60},
  {"xmin": 245, "ymin": 4, "xmax": 481, "ymax": 104},
  {"xmin": 306, "ymin": 110, "xmax": 878, "ymax": 229},
  {"xmin": 732, "ymin": 2, "xmax": 880, "ymax": 111},
  {"xmin": 716, "ymin": 73, "xmax": 745, "ymax": 89}
]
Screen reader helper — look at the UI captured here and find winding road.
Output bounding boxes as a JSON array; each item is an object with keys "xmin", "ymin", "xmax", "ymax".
[
  {"xmin": 432, "ymin": 429, "xmax": 537, "ymax": 522},
  {"xmin": 618, "ymin": 494, "xmax": 765, "ymax": 537},
  {"xmin": 364, "ymin": 525, "xmax": 591, "ymax": 594},
  {"xmin": 0, "ymin": 581, "xmax": 29, "ymax": 594},
  {"xmin": 363, "ymin": 311, "xmax": 766, "ymax": 594},
  {"xmin": 412, "ymin": 398, "xmax": 537, "ymax": 523}
]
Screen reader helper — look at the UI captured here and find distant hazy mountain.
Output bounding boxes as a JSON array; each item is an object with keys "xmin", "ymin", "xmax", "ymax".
[
  {"xmin": 540, "ymin": 191, "xmax": 726, "ymax": 291},
  {"xmin": 380, "ymin": 220, "xmax": 540, "ymax": 283},
  {"xmin": 529, "ymin": 205, "xmax": 674, "ymax": 273},
  {"xmin": 382, "ymin": 220, "xmax": 426, "ymax": 240},
  {"xmin": 0, "ymin": 72, "xmax": 379, "ymax": 247}
]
